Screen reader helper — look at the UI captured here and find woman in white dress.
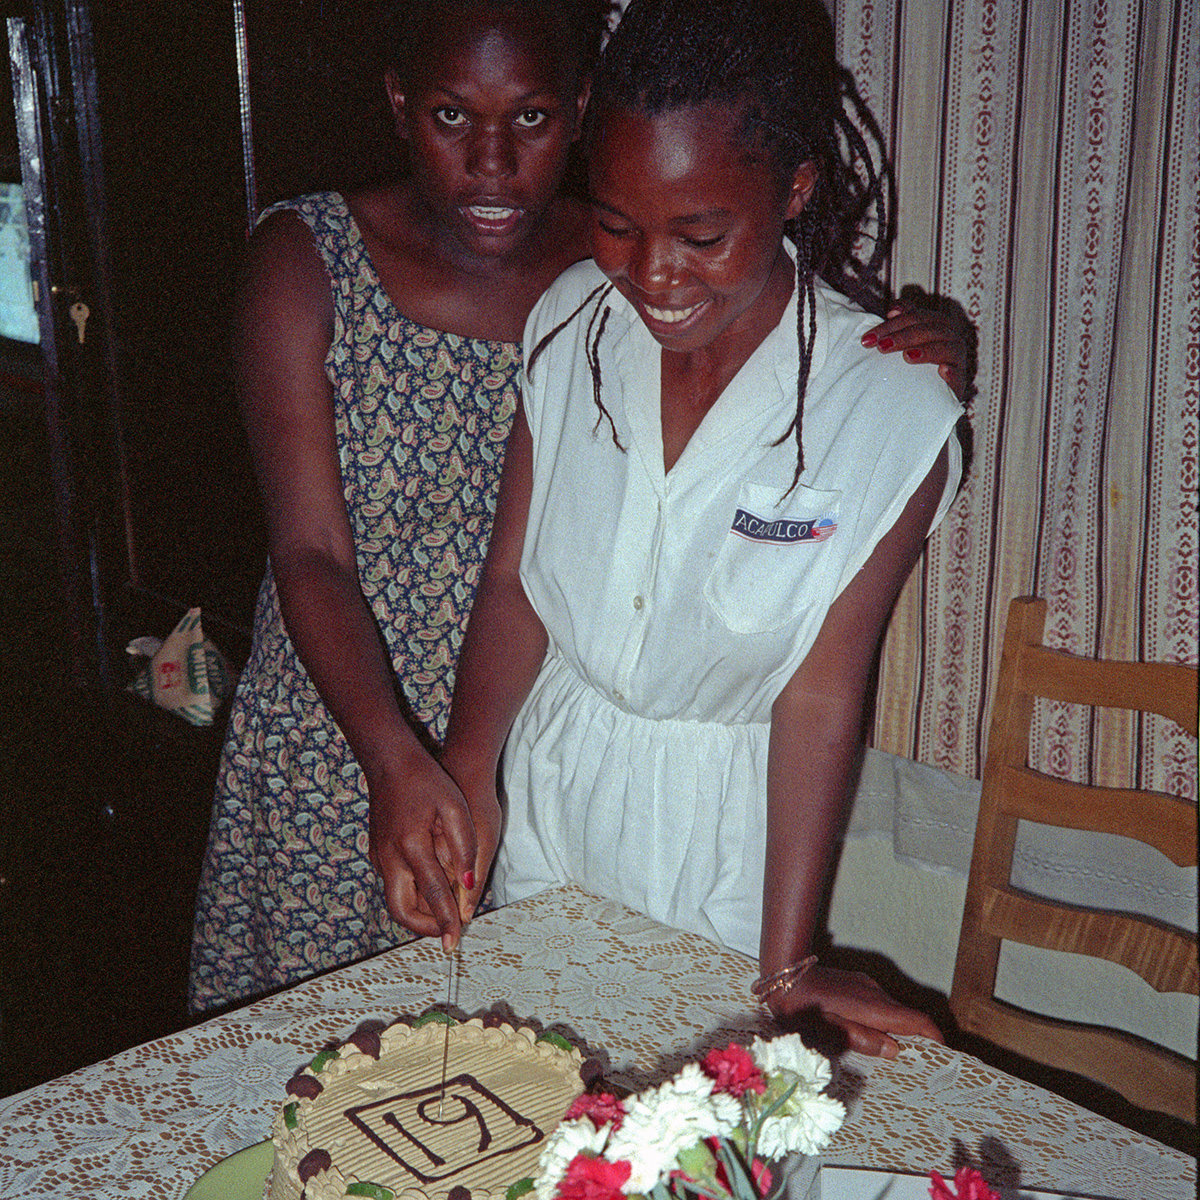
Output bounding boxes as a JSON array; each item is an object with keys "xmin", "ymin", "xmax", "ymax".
[{"xmin": 419, "ymin": 0, "xmax": 965, "ymax": 1056}]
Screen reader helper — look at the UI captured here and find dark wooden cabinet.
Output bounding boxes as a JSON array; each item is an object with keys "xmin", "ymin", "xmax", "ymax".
[{"xmin": 3, "ymin": 1, "xmax": 405, "ymax": 685}]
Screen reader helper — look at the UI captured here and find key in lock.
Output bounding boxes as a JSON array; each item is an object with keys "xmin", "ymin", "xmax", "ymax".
[{"xmin": 69, "ymin": 301, "xmax": 90, "ymax": 344}]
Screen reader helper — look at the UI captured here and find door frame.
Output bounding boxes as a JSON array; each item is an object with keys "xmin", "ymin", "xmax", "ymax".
[{"xmin": 7, "ymin": 0, "xmax": 129, "ymax": 689}]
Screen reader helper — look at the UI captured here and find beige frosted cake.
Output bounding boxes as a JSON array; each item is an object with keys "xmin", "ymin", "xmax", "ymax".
[{"xmin": 268, "ymin": 1015, "xmax": 587, "ymax": 1200}]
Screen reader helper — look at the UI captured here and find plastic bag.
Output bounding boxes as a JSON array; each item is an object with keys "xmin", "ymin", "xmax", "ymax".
[{"xmin": 126, "ymin": 608, "xmax": 234, "ymax": 726}]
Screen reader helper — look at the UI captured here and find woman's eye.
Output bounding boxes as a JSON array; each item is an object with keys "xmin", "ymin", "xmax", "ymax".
[
  {"xmin": 594, "ymin": 219, "xmax": 632, "ymax": 238},
  {"xmin": 434, "ymin": 107, "xmax": 467, "ymax": 127},
  {"xmin": 683, "ymin": 233, "xmax": 725, "ymax": 248},
  {"xmin": 514, "ymin": 109, "xmax": 547, "ymax": 128}
]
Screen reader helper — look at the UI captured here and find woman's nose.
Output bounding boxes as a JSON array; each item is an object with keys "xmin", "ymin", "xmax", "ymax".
[
  {"xmin": 629, "ymin": 236, "xmax": 679, "ymax": 292},
  {"xmin": 468, "ymin": 124, "xmax": 516, "ymax": 178}
]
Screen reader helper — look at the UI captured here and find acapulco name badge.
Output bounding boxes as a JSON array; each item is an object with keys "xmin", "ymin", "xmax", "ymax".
[{"xmin": 730, "ymin": 508, "xmax": 837, "ymax": 544}]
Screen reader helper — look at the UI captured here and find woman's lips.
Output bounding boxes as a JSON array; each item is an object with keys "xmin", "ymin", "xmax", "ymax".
[
  {"xmin": 634, "ymin": 296, "xmax": 710, "ymax": 339},
  {"xmin": 461, "ymin": 203, "xmax": 523, "ymax": 235},
  {"xmin": 642, "ymin": 300, "xmax": 702, "ymax": 324}
]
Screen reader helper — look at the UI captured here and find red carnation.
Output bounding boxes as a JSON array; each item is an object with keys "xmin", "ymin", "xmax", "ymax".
[
  {"xmin": 929, "ymin": 1168, "xmax": 1000, "ymax": 1200},
  {"xmin": 701, "ymin": 1043, "xmax": 766, "ymax": 1098},
  {"xmin": 556, "ymin": 1155, "xmax": 632, "ymax": 1200},
  {"xmin": 565, "ymin": 1092, "xmax": 627, "ymax": 1131}
]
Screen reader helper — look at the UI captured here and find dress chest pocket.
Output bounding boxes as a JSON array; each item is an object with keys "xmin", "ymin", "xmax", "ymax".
[{"xmin": 703, "ymin": 482, "xmax": 842, "ymax": 635}]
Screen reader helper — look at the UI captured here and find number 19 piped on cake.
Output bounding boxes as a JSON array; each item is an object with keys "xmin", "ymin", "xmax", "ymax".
[{"xmin": 269, "ymin": 1015, "xmax": 586, "ymax": 1200}]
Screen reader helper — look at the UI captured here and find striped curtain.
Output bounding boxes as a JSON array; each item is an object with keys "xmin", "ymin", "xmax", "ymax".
[{"xmin": 839, "ymin": 0, "xmax": 1198, "ymax": 797}]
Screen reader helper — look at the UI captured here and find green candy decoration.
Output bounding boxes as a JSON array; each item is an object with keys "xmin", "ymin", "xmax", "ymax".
[
  {"xmin": 283, "ymin": 1102, "xmax": 298, "ymax": 1129},
  {"xmin": 413, "ymin": 1011, "xmax": 455, "ymax": 1028},
  {"xmin": 345, "ymin": 1185, "xmax": 394, "ymax": 1200},
  {"xmin": 534, "ymin": 1031, "xmax": 573, "ymax": 1053},
  {"xmin": 309, "ymin": 1049, "xmax": 341, "ymax": 1073},
  {"xmin": 506, "ymin": 1179, "xmax": 536, "ymax": 1200}
]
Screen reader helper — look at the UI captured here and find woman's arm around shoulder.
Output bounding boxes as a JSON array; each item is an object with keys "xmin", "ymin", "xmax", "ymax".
[
  {"xmin": 236, "ymin": 209, "xmax": 476, "ymax": 950},
  {"xmin": 760, "ymin": 443, "xmax": 951, "ymax": 1057}
]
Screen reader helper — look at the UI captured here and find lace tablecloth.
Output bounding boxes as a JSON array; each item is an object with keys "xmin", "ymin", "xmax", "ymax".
[{"xmin": 0, "ymin": 885, "xmax": 1192, "ymax": 1199}]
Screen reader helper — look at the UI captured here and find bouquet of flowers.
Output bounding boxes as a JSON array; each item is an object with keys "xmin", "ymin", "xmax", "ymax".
[{"xmin": 526, "ymin": 1035, "xmax": 846, "ymax": 1200}]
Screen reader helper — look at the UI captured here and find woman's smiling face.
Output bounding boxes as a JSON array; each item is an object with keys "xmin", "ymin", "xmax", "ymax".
[{"xmin": 587, "ymin": 103, "xmax": 815, "ymax": 356}]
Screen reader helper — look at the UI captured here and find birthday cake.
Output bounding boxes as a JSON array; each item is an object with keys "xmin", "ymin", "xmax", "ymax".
[{"xmin": 268, "ymin": 1015, "xmax": 587, "ymax": 1200}]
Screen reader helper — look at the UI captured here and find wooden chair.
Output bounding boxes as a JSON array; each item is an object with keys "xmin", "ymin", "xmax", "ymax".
[{"xmin": 949, "ymin": 596, "xmax": 1198, "ymax": 1123}]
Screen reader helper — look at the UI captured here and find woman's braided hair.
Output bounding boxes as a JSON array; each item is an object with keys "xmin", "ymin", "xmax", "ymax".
[{"xmin": 532, "ymin": 0, "xmax": 895, "ymax": 488}]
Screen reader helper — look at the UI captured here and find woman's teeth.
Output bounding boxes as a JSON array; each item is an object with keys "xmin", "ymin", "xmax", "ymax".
[
  {"xmin": 468, "ymin": 205, "xmax": 515, "ymax": 220},
  {"xmin": 644, "ymin": 302, "xmax": 701, "ymax": 324}
]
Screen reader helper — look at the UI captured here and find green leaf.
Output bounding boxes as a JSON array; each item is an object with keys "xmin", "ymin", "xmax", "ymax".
[
  {"xmin": 676, "ymin": 1142, "xmax": 719, "ymax": 1183},
  {"xmin": 715, "ymin": 1138, "xmax": 760, "ymax": 1200}
]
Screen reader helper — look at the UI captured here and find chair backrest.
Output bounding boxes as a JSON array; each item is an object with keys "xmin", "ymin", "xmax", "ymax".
[{"xmin": 949, "ymin": 596, "xmax": 1198, "ymax": 1123}]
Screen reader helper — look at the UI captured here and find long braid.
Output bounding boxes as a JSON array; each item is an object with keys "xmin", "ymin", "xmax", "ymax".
[
  {"xmin": 527, "ymin": 280, "xmax": 612, "ymax": 376},
  {"xmin": 527, "ymin": 281, "xmax": 624, "ymax": 448},
  {"xmin": 583, "ymin": 292, "xmax": 622, "ymax": 447},
  {"xmin": 781, "ymin": 209, "xmax": 819, "ymax": 489}
]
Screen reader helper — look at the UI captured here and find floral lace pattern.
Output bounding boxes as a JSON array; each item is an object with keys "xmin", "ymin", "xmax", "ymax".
[
  {"xmin": 3, "ymin": 887, "xmax": 1193, "ymax": 1200},
  {"xmin": 188, "ymin": 192, "xmax": 517, "ymax": 1014}
]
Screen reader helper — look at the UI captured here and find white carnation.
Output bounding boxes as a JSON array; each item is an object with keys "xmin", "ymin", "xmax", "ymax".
[
  {"xmin": 605, "ymin": 1066, "xmax": 741, "ymax": 1193},
  {"xmin": 750, "ymin": 1035, "xmax": 832, "ymax": 1092},
  {"xmin": 756, "ymin": 1092, "xmax": 846, "ymax": 1158},
  {"xmin": 533, "ymin": 1117, "xmax": 610, "ymax": 1200}
]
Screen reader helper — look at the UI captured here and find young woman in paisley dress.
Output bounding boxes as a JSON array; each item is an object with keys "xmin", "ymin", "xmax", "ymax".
[{"xmin": 188, "ymin": 0, "xmax": 972, "ymax": 1013}]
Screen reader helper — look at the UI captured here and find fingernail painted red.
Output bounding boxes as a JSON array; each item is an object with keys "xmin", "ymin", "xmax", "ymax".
[
  {"xmin": 878, "ymin": 336, "xmax": 894, "ymax": 351},
  {"xmin": 463, "ymin": 871, "xmax": 475, "ymax": 890},
  {"xmin": 861, "ymin": 331, "xmax": 877, "ymax": 346},
  {"xmin": 906, "ymin": 348, "xmax": 922, "ymax": 361}
]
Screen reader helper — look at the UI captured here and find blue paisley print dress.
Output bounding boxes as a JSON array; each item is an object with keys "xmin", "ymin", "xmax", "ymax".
[{"xmin": 188, "ymin": 193, "xmax": 517, "ymax": 1013}]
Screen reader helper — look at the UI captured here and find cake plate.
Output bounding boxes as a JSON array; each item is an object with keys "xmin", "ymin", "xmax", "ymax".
[{"xmin": 184, "ymin": 1138, "xmax": 273, "ymax": 1200}]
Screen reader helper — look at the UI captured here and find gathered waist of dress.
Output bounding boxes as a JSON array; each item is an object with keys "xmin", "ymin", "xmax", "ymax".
[{"xmin": 531, "ymin": 649, "xmax": 772, "ymax": 731}]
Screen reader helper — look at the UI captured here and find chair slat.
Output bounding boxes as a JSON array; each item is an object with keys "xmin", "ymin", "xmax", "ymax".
[
  {"xmin": 979, "ymin": 884, "xmax": 1199, "ymax": 993},
  {"xmin": 1016, "ymin": 645, "xmax": 1198, "ymax": 734},
  {"xmin": 996, "ymin": 765, "xmax": 1197, "ymax": 866},
  {"xmin": 954, "ymin": 993, "xmax": 1197, "ymax": 1124}
]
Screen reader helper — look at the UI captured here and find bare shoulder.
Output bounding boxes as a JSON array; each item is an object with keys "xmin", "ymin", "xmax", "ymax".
[
  {"xmin": 242, "ymin": 208, "xmax": 330, "ymax": 303},
  {"xmin": 236, "ymin": 207, "xmax": 333, "ymax": 351}
]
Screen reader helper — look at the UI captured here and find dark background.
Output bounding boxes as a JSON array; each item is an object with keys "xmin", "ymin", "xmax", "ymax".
[{"xmin": 0, "ymin": 0, "xmax": 400, "ymax": 1096}]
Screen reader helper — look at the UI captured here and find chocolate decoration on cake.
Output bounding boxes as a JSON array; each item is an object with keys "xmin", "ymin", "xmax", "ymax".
[
  {"xmin": 349, "ymin": 1020, "xmax": 386, "ymax": 1059},
  {"xmin": 345, "ymin": 1074, "xmax": 545, "ymax": 1183},
  {"xmin": 298, "ymin": 1148, "xmax": 333, "ymax": 1181},
  {"xmin": 580, "ymin": 1058, "xmax": 604, "ymax": 1089},
  {"xmin": 287, "ymin": 1074, "xmax": 324, "ymax": 1099},
  {"xmin": 448, "ymin": 1186, "xmax": 472, "ymax": 1200}
]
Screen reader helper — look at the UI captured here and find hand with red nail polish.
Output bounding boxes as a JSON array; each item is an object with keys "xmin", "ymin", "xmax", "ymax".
[{"xmin": 861, "ymin": 291, "xmax": 976, "ymax": 401}]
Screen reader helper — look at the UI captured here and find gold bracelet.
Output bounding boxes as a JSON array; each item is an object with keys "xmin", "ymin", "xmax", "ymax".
[{"xmin": 751, "ymin": 955, "xmax": 818, "ymax": 1002}]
